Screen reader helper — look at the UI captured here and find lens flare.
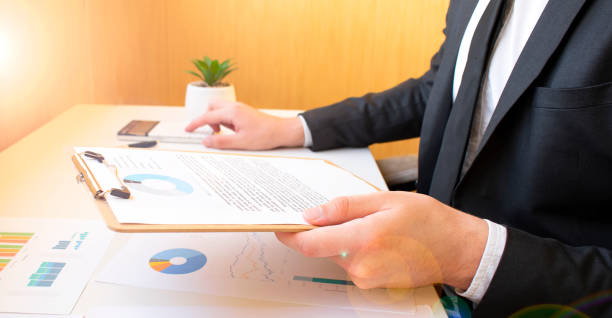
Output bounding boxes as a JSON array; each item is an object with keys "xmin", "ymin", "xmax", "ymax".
[{"xmin": 0, "ymin": 32, "xmax": 10, "ymax": 65}]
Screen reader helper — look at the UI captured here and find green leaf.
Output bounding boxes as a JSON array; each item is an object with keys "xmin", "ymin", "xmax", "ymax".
[
  {"xmin": 193, "ymin": 60, "xmax": 209, "ymax": 79},
  {"xmin": 202, "ymin": 63, "xmax": 214, "ymax": 85},
  {"xmin": 190, "ymin": 56, "xmax": 237, "ymax": 86},
  {"xmin": 218, "ymin": 67, "xmax": 237, "ymax": 82},
  {"xmin": 209, "ymin": 60, "xmax": 220, "ymax": 85},
  {"xmin": 203, "ymin": 56, "xmax": 212, "ymax": 68},
  {"xmin": 203, "ymin": 70, "xmax": 214, "ymax": 86},
  {"xmin": 211, "ymin": 60, "xmax": 220, "ymax": 74},
  {"xmin": 220, "ymin": 59, "xmax": 231, "ymax": 71},
  {"xmin": 186, "ymin": 70, "xmax": 204, "ymax": 81}
]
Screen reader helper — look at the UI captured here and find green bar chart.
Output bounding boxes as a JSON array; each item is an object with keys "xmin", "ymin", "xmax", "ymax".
[
  {"xmin": 293, "ymin": 275, "xmax": 355, "ymax": 286},
  {"xmin": 28, "ymin": 262, "xmax": 66, "ymax": 287}
]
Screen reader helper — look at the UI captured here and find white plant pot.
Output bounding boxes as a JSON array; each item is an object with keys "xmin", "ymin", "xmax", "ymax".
[{"xmin": 184, "ymin": 82, "xmax": 236, "ymax": 120}]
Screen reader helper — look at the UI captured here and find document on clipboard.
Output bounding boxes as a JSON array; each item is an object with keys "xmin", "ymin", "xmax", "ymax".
[{"xmin": 71, "ymin": 147, "xmax": 380, "ymax": 232}]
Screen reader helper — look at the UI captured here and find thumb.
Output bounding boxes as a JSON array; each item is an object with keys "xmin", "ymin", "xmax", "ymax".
[
  {"xmin": 202, "ymin": 134, "xmax": 243, "ymax": 149},
  {"xmin": 303, "ymin": 192, "xmax": 386, "ymax": 226}
]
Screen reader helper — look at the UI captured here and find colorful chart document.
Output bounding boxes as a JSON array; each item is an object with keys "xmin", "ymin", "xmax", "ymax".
[
  {"xmin": 0, "ymin": 218, "xmax": 113, "ymax": 314},
  {"xmin": 74, "ymin": 147, "xmax": 379, "ymax": 225},
  {"xmin": 0, "ymin": 314, "xmax": 82, "ymax": 318},
  {"xmin": 96, "ymin": 233, "xmax": 438, "ymax": 314},
  {"xmin": 86, "ymin": 305, "xmax": 436, "ymax": 318}
]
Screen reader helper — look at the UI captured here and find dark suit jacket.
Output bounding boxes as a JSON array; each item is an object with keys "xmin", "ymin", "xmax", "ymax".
[{"xmin": 301, "ymin": 0, "xmax": 612, "ymax": 316}]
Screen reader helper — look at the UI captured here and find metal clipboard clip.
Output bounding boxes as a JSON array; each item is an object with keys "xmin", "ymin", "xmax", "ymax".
[{"xmin": 73, "ymin": 150, "xmax": 132, "ymax": 200}]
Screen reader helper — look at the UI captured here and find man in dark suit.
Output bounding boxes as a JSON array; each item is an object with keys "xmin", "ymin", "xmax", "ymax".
[{"xmin": 186, "ymin": 0, "xmax": 612, "ymax": 316}]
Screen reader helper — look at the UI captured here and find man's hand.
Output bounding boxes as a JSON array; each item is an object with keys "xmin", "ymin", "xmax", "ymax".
[
  {"xmin": 276, "ymin": 191, "xmax": 488, "ymax": 290},
  {"xmin": 185, "ymin": 101, "xmax": 305, "ymax": 150}
]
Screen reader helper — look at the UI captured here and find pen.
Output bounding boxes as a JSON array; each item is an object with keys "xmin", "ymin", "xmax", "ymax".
[{"xmin": 128, "ymin": 140, "xmax": 158, "ymax": 148}]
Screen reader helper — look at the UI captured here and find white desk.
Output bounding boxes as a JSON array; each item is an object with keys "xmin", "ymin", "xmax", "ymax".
[{"xmin": 0, "ymin": 105, "xmax": 446, "ymax": 317}]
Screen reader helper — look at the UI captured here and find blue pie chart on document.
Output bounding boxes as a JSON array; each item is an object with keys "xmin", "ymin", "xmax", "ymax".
[
  {"xmin": 149, "ymin": 248, "xmax": 207, "ymax": 274},
  {"xmin": 124, "ymin": 174, "xmax": 194, "ymax": 196}
]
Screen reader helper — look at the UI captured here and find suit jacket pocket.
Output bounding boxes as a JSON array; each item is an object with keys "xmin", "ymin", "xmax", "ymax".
[{"xmin": 532, "ymin": 81, "xmax": 612, "ymax": 109}]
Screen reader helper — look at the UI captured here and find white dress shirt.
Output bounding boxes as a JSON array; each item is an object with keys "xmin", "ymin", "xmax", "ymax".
[{"xmin": 300, "ymin": 0, "xmax": 549, "ymax": 304}]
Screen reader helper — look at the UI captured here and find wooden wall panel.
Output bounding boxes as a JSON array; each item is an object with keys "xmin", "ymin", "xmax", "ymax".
[
  {"xmin": 84, "ymin": 0, "xmax": 170, "ymax": 104},
  {"xmin": 2, "ymin": 0, "xmax": 449, "ymax": 158},
  {"xmin": 165, "ymin": 0, "xmax": 449, "ymax": 106},
  {"xmin": 0, "ymin": 0, "xmax": 91, "ymax": 151}
]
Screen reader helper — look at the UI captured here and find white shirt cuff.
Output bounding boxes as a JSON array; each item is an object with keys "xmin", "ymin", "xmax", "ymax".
[
  {"xmin": 455, "ymin": 219, "xmax": 507, "ymax": 305},
  {"xmin": 298, "ymin": 115, "xmax": 313, "ymax": 147}
]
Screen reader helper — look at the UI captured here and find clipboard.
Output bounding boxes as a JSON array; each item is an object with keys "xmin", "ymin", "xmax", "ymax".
[{"xmin": 72, "ymin": 148, "xmax": 380, "ymax": 233}]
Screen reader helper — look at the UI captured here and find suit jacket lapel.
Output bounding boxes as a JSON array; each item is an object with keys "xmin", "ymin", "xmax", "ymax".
[
  {"xmin": 431, "ymin": 0, "xmax": 479, "ymax": 107},
  {"xmin": 446, "ymin": 0, "xmax": 480, "ymax": 66},
  {"xmin": 471, "ymin": 0, "xmax": 587, "ymax": 162},
  {"xmin": 417, "ymin": 0, "xmax": 478, "ymax": 194}
]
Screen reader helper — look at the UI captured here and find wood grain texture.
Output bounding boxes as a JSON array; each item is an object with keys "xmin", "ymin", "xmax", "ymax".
[
  {"xmin": 0, "ymin": 0, "xmax": 91, "ymax": 151},
  {"xmin": 1, "ymin": 0, "xmax": 449, "ymax": 158}
]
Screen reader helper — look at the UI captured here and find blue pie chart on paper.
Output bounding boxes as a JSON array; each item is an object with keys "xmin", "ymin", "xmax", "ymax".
[
  {"xmin": 149, "ymin": 248, "xmax": 207, "ymax": 275},
  {"xmin": 124, "ymin": 174, "xmax": 194, "ymax": 196}
]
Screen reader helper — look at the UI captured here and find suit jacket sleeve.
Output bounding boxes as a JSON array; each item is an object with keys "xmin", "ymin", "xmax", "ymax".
[
  {"xmin": 474, "ymin": 227, "xmax": 612, "ymax": 317},
  {"xmin": 300, "ymin": 31, "xmax": 448, "ymax": 151}
]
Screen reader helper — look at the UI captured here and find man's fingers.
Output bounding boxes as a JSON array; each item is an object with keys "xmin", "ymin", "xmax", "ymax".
[
  {"xmin": 303, "ymin": 192, "xmax": 389, "ymax": 226},
  {"xmin": 207, "ymin": 100, "xmax": 236, "ymax": 111},
  {"xmin": 203, "ymin": 134, "xmax": 243, "ymax": 149},
  {"xmin": 275, "ymin": 220, "xmax": 365, "ymax": 258},
  {"xmin": 210, "ymin": 124, "xmax": 221, "ymax": 132},
  {"xmin": 185, "ymin": 108, "xmax": 234, "ymax": 132},
  {"xmin": 276, "ymin": 229, "xmax": 395, "ymax": 289}
]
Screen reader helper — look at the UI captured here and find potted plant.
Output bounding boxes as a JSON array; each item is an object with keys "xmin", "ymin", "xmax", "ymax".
[{"xmin": 185, "ymin": 56, "xmax": 237, "ymax": 119}]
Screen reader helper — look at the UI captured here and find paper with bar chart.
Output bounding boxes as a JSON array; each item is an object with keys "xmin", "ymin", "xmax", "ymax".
[
  {"xmin": 97, "ymin": 233, "xmax": 423, "ymax": 314},
  {"xmin": 0, "ymin": 218, "xmax": 113, "ymax": 314},
  {"xmin": 0, "ymin": 314, "xmax": 82, "ymax": 318},
  {"xmin": 85, "ymin": 305, "xmax": 436, "ymax": 318}
]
